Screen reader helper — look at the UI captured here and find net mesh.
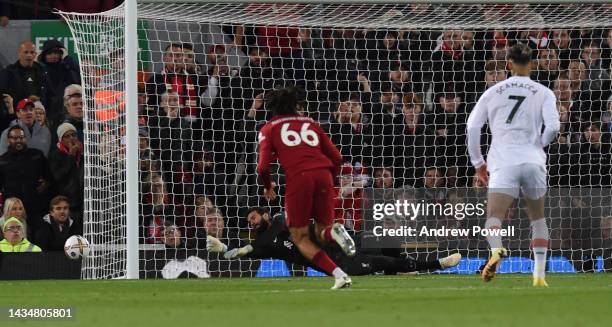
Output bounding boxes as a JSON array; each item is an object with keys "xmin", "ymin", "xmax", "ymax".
[{"xmin": 59, "ymin": 2, "xmax": 612, "ymax": 279}]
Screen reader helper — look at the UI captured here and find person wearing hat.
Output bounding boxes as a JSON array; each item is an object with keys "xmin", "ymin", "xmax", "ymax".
[
  {"xmin": 38, "ymin": 39, "xmax": 81, "ymax": 127},
  {"xmin": 0, "ymin": 217, "xmax": 42, "ymax": 252},
  {"xmin": 48, "ymin": 122, "xmax": 84, "ymax": 221},
  {"xmin": 0, "ymin": 98, "xmax": 51, "ymax": 156}
]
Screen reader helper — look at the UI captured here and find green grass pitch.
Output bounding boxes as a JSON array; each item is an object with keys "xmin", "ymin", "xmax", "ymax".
[{"xmin": 1, "ymin": 274, "xmax": 611, "ymax": 327}]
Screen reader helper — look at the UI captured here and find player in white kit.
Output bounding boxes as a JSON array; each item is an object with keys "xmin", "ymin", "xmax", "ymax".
[{"xmin": 467, "ymin": 43, "xmax": 560, "ymax": 287}]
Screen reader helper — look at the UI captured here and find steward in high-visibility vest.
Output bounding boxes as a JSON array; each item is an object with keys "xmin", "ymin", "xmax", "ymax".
[{"xmin": 0, "ymin": 217, "xmax": 42, "ymax": 252}]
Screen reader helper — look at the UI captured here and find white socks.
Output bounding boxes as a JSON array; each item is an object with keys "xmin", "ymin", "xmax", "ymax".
[
  {"xmin": 332, "ymin": 267, "xmax": 347, "ymax": 279},
  {"xmin": 531, "ymin": 218, "xmax": 549, "ymax": 279},
  {"xmin": 484, "ymin": 217, "xmax": 503, "ymax": 250}
]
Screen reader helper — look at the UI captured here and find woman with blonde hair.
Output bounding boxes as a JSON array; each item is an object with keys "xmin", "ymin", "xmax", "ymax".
[{"xmin": 0, "ymin": 197, "xmax": 28, "ymax": 239}]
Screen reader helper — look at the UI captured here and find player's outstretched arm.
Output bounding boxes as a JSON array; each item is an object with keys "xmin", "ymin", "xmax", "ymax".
[
  {"xmin": 206, "ymin": 235, "xmax": 228, "ymax": 253},
  {"xmin": 223, "ymin": 245, "xmax": 254, "ymax": 259}
]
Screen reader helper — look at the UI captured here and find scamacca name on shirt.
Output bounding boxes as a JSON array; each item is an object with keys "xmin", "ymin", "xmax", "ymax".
[{"xmin": 372, "ymin": 225, "xmax": 516, "ymax": 238}]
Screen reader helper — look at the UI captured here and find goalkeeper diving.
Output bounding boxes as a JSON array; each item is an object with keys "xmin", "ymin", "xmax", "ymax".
[{"xmin": 207, "ymin": 207, "xmax": 461, "ymax": 275}]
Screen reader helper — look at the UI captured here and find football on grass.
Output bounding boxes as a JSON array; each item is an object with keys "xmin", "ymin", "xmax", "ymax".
[{"xmin": 64, "ymin": 235, "xmax": 91, "ymax": 260}]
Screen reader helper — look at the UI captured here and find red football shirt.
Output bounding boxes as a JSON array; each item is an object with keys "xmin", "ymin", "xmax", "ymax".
[{"xmin": 257, "ymin": 114, "xmax": 343, "ymax": 189}]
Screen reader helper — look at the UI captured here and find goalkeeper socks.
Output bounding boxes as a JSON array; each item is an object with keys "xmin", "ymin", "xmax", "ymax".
[
  {"xmin": 530, "ymin": 218, "xmax": 549, "ymax": 279},
  {"xmin": 321, "ymin": 227, "xmax": 334, "ymax": 242},
  {"xmin": 484, "ymin": 217, "xmax": 503, "ymax": 250},
  {"xmin": 312, "ymin": 250, "xmax": 343, "ymax": 277}
]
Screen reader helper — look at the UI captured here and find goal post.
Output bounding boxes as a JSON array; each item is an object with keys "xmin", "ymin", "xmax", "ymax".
[{"xmin": 59, "ymin": 1, "xmax": 612, "ymax": 279}]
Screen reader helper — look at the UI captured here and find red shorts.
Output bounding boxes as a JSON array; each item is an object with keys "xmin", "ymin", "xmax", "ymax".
[{"xmin": 284, "ymin": 168, "xmax": 334, "ymax": 228}]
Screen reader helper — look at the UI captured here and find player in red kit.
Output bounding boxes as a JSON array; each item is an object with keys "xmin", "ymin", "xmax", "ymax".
[{"xmin": 257, "ymin": 87, "xmax": 356, "ymax": 289}]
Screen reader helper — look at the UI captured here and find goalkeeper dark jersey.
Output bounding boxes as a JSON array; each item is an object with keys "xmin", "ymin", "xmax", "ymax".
[
  {"xmin": 246, "ymin": 213, "xmax": 313, "ymax": 268},
  {"xmin": 245, "ymin": 213, "xmax": 441, "ymax": 275}
]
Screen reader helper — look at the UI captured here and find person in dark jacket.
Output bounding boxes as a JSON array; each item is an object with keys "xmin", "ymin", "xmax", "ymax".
[
  {"xmin": 48, "ymin": 122, "xmax": 84, "ymax": 221},
  {"xmin": 0, "ymin": 41, "xmax": 52, "ymax": 108},
  {"xmin": 0, "ymin": 125, "xmax": 53, "ymax": 234},
  {"xmin": 38, "ymin": 39, "xmax": 81, "ymax": 126},
  {"xmin": 35, "ymin": 195, "xmax": 82, "ymax": 251}
]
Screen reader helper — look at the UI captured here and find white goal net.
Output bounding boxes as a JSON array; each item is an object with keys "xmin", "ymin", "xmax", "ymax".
[{"xmin": 59, "ymin": 1, "xmax": 612, "ymax": 279}]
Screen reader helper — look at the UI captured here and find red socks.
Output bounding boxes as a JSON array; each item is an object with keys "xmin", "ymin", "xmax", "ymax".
[{"xmin": 312, "ymin": 250, "xmax": 338, "ymax": 275}]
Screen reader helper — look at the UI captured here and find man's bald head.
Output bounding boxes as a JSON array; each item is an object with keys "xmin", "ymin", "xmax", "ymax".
[{"xmin": 18, "ymin": 41, "xmax": 36, "ymax": 67}]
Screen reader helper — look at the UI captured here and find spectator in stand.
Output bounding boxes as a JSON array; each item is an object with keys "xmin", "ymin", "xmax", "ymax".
[
  {"xmin": 552, "ymin": 73, "xmax": 582, "ymax": 143},
  {"xmin": 533, "ymin": 47, "xmax": 560, "ymax": 88},
  {"xmin": 0, "ymin": 125, "xmax": 53, "ymax": 233},
  {"xmin": 552, "ymin": 29, "xmax": 578, "ymax": 69},
  {"xmin": 473, "ymin": 59, "xmax": 507, "ymax": 99},
  {"xmin": 0, "ymin": 98, "xmax": 51, "ymax": 157},
  {"xmin": 0, "ymin": 41, "xmax": 52, "ymax": 108},
  {"xmin": 367, "ymin": 30, "xmax": 402, "ymax": 77},
  {"xmin": 35, "ymin": 196, "xmax": 82, "ymax": 251},
  {"xmin": 63, "ymin": 84, "xmax": 84, "ymax": 142},
  {"xmin": 422, "ymin": 167, "xmax": 446, "ymax": 203},
  {"xmin": 369, "ymin": 81, "xmax": 400, "ymax": 137},
  {"xmin": 189, "ymin": 143, "xmax": 226, "ymax": 208},
  {"xmin": 430, "ymin": 30, "xmax": 475, "ymax": 96},
  {"xmin": 325, "ymin": 93, "xmax": 372, "ymax": 165},
  {"xmin": 334, "ymin": 164, "xmax": 366, "ymax": 233},
  {"xmin": 32, "ymin": 97, "xmax": 48, "ymax": 128},
  {"xmin": 318, "ymin": 29, "xmax": 361, "ymax": 99},
  {"xmin": 548, "ymin": 101, "xmax": 577, "ymax": 188},
  {"xmin": 0, "ymin": 217, "xmax": 41, "ymax": 252},
  {"xmin": 387, "ymin": 64, "xmax": 412, "ymax": 94},
  {"xmin": 488, "ymin": 30, "xmax": 509, "ymax": 62},
  {"xmin": 236, "ymin": 46, "xmax": 281, "ymax": 124},
  {"xmin": 146, "ymin": 43, "xmax": 210, "ymax": 122},
  {"xmin": 568, "ymin": 60, "xmax": 587, "ymax": 96},
  {"xmin": 141, "ymin": 172, "xmax": 171, "ymax": 244},
  {"xmin": 37, "ymin": 39, "xmax": 81, "ymax": 126},
  {"xmin": 48, "ymin": 123, "xmax": 84, "ymax": 221},
  {"xmin": 138, "ymin": 128, "xmax": 161, "ymax": 180},
  {"xmin": 372, "ymin": 167, "xmax": 394, "ymax": 189},
  {"xmin": 0, "ymin": 93, "xmax": 15, "ymax": 132},
  {"xmin": 195, "ymin": 195, "xmax": 215, "ymax": 212},
  {"xmin": 161, "ymin": 223, "xmax": 184, "ymax": 248},
  {"xmin": 484, "ymin": 60, "xmax": 507, "ymax": 88},
  {"xmin": 602, "ymin": 28, "xmax": 611, "ymax": 74},
  {"xmin": 430, "ymin": 87, "xmax": 469, "ymax": 170},
  {"xmin": 390, "ymin": 93, "xmax": 431, "ymax": 185},
  {"xmin": 182, "ymin": 43, "xmax": 202, "ymax": 75},
  {"xmin": 574, "ymin": 123, "xmax": 612, "ymax": 186},
  {"xmin": 148, "ymin": 91, "xmax": 193, "ymax": 178},
  {"xmin": 0, "ymin": 197, "xmax": 28, "ymax": 240},
  {"xmin": 580, "ymin": 42, "xmax": 611, "ymax": 113}
]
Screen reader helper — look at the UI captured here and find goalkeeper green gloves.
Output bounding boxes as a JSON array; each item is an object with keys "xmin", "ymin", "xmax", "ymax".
[
  {"xmin": 223, "ymin": 245, "xmax": 253, "ymax": 259},
  {"xmin": 206, "ymin": 235, "xmax": 228, "ymax": 253}
]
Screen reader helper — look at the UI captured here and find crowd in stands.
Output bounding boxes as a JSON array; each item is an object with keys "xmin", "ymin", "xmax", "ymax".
[{"xmin": 0, "ymin": 3, "xmax": 611, "ymax": 253}]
